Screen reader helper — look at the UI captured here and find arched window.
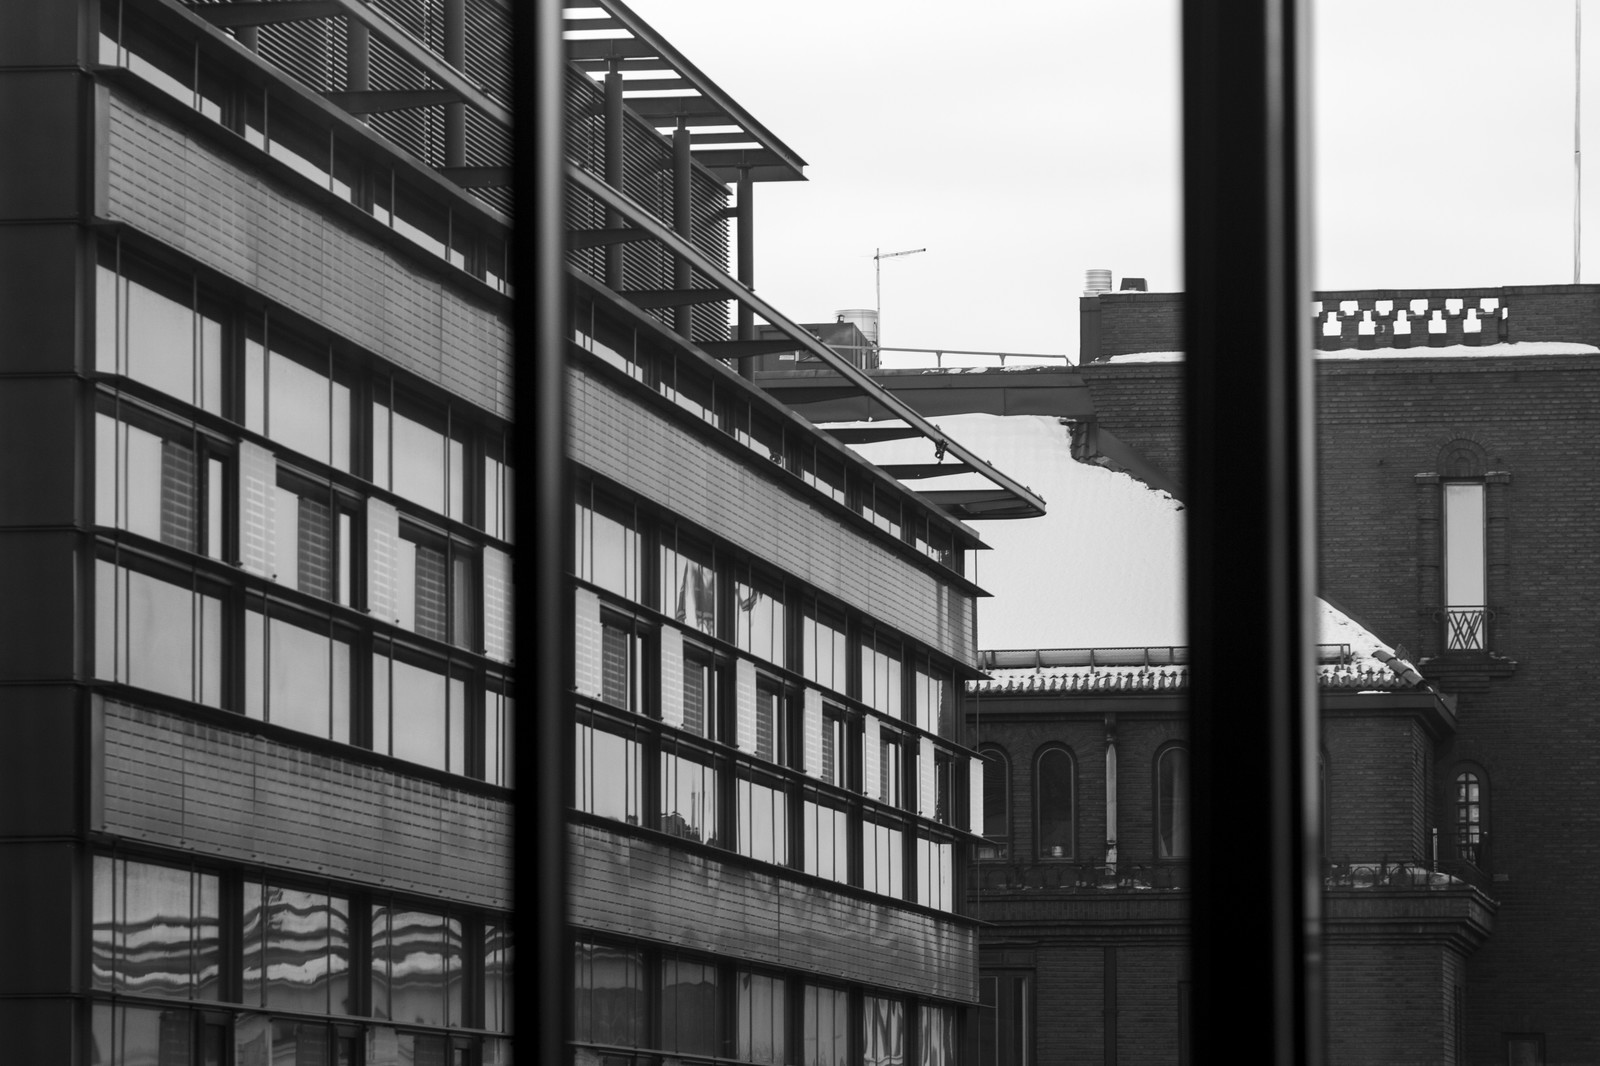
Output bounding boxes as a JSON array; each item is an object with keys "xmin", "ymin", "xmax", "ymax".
[
  {"xmin": 1156, "ymin": 745, "xmax": 1190, "ymax": 859},
  {"xmin": 1034, "ymin": 747, "xmax": 1075, "ymax": 860},
  {"xmin": 978, "ymin": 746, "xmax": 1010, "ymax": 860},
  {"xmin": 1454, "ymin": 768, "xmax": 1486, "ymax": 867}
]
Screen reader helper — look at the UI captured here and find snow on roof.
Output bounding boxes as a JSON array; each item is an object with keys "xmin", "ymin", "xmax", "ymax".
[
  {"xmin": 826, "ymin": 412, "xmax": 1423, "ymax": 692},
  {"xmin": 1102, "ymin": 341, "xmax": 1600, "ymax": 364}
]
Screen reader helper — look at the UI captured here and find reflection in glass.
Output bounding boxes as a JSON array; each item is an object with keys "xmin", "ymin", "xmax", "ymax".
[
  {"xmin": 738, "ymin": 776, "xmax": 788, "ymax": 865},
  {"xmin": 484, "ymin": 922, "xmax": 513, "ymax": 1034},
  {"xmin": 91, "ymin": 855, "xmax": 220, "ymax": 1000},
  {"xmin": 244, "ymin": 608, "xmax": 351, "ymax": 743},
  {"xmin": 803, "ymin": 799, "xmax": 849, "ymax": 883},
  {"xmin": 661, "ymin": 957, "xmax": 721, "ymax": 1056},
  {"xmin": 863, "ymin": 995, "xmax": 906, "ymax": 1066},
  {"xmin": 242, "ymin": 883, "xmax": 353, "ymax": 1015},
  {"xmin": 919, "ymin": 1005, "xmax": 958, "ymax": 1066},
  {"xmin": 737, "ymin": 972, "xmax": 787, "ymax": 1065},
  {"xmin": 574, "ymin": 940, "xmax": 643, "ymax": 1048},
  {"xmin": 575, "ymin": 723, "xmax": 641, "ymax": 825},
  {"xmin": 92, "ymin": 1002, "xmax": 194, "ymax": 1066},
  {"xmin": 95, "ymin": 561, "xmax": 222, "ymax": 707},
  {"xmin": 862, "ymin": 820, "xmax": 903, "ymax": 898},
  {"xmin": 484, "ymin": 686, "xmax": 514, "ymax": 787},
  {"xmin": 804, "ymin": 984, "xmax": 850, "ymax": 1066},
  {"xmin": 662, "ymin": 535, "xmax": 717, "ymax": 637},
  {"xmin": 246, "ymin": 337, "xmax": 351, "ymax": 470},
  {"xmin": 916, "ymin": 836, "xmax": 953, "ymax": 912},
  {"xmin": 97, "ymin": 266, "xmax": 223, "ymax": 414},
  {"xmin": 372, "ymin": 907, "xmax": 457, "ymax": 1028},
  {"xmin": 802, "ymin": 608, "xmax": 848, "ymax": 694},
  {"xmin": 660, "ymin": 749, "xmax": 718, "ymax": 845},
  {"xmin": 735, "ymin": 578, "xmax": 785, "ymax": 665}
]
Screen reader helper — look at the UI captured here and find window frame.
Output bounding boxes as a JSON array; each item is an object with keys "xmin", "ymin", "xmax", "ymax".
[
  {"xmin": 977, "ymin": 744, "xmax": 1011, "ymax": 861},
  {"xmin": 1033, "ymin": 745, "xmax": 1076, "ymax": 862},
  {"xmin": 1154, "ymin": 743, "xmax": 1192, "ymax": 862}
]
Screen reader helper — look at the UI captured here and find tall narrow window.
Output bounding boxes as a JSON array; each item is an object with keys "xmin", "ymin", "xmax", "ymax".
[
  {"xmin": 1035, "ymin": 747, "xmax": 1075, "ymax": 860},
  {"xmin": 1443, "ymin": 482, "xmax": 1487, "ymax": 650},
  {"xmin": 1455, "ymin": 769, "xmax": 1485, "ymax": 867},
  {"xmin": 1156, "ymin": 745, "xmax": 1191, "ymax": 860},
  {"xmin": 979, "ymin": 746, "xmax": 1011, "ymax": 860}
]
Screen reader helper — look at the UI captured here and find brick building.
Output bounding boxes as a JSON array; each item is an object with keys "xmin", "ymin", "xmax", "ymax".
[
  {"xmin": 0, "ymin": 0, "xmax": 515, "ymax": 1061},
  {"xmin": 558, "ymin": 4, "xmax": 1049, "ymax": 1065},
  {"xmin": 1062, "ymin": 282, "xmax": 1600, "ymax": 1065}
]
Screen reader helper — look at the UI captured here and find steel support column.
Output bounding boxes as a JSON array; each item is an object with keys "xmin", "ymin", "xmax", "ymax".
[
  {"xmin": 737, "ymin": 166, "xmax": 754, "ymax": 379},
  {"xmin": 444, "ymin": 0, "xmax": 466, "ymax": 168},
  {"xmin": 673, "ymin": 124, "xmax": 693, "ymax": 338},
  {"xmin": 604, "ymin": 69, "xmax": 625, "ymax": 290},
  {"xmin": 1182, "ymin": 1, "xmax": 1323, "ymax": 1063}
]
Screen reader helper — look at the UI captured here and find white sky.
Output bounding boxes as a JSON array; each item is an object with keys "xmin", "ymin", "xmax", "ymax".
[
  {"xmin": 623, "ymin": 0, "xmax": 1596, "ymax": 361},
  {"xmin": 607, "ymin": 2, "xmax": 1593, "ymax": 651}
]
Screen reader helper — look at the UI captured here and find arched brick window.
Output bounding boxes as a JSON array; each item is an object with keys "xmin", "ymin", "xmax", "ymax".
[
  {"xmin": 1454, "ymin": 766, "xmax": 1488, "ymax": 868},
  {"xmin": 1156, "ymin": 744, "xmax": 1190, "ymax": 859},
  {"xmin": 1034, "ymin": 746, "xmax": 1075, "ymax": 860}
]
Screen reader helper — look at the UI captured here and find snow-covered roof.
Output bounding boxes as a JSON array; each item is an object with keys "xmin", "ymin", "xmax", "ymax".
[{"xmin": 1100, "ymin": 341, "xmax": 1600, "ymax": 364}]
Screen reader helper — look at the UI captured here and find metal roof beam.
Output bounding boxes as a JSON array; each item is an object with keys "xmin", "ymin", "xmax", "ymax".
[
  {"xmin": 324, "ymin": 89, "xmax": 463, "ymax": 114},
  {"xmin": 878, "ymin": 462, "xmax": 976, "ymax": 480},
  {"xmin": 615, "ymin": 287, "xmax": 727, "ymax": 309},
  {"xmin": 568, "ymin": 163, "xmax": 1045, "ymax": 518},
  {"xmin": 188, "ymin": 1, "xmax": 344, "ymax": 27},
  {"xmin": 566, "ymin": 226, "xmax": 652, "ymax": 250}
]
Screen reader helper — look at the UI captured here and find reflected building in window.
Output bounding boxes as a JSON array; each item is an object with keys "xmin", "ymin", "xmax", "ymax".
[
  {"xmin": 556, "ymin": 4, "xmax": 1048, "ymax": 1063},
  {"xmin": 1, "ymin": 1, "xmax": 511, "ymax": 1062}
]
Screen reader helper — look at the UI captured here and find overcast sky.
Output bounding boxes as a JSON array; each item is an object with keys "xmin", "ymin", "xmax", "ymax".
[{"xmin": 623, "ymin": 1, "xmax": 1593, "ymax": 362}]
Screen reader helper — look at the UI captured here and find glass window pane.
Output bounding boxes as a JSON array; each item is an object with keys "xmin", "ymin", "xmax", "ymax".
[
  {"xmin": 1037, "ymin": 749, "xmax": 1074, "ymax": 859},
  {"xmin": 1444, "ymin": 483, "xmax": 1486, "ymax": 607},
  {"xmin": 805, "ymin": 985, "xmax": 851, "ymax": 1066},
  {"xmin": 268, "ymin": 615, "xmax": 332, "ymax": 739},
  {"xmin": 125, "ymin": 275, "xmax": 194, "ymax": 403},
  {"xmin": 390, "ymin": 656, "xmax": 448, "ymax": 770},
  {"xmin": 574, "ymin": 940, "xmax": 643, "ymax": 1048},
  {"xmin": 388, "ymin": 910, "xmax": 447, "ymax": 1028},
  {"xmin": 575, "ymin": 723, "xmax": 640, "ymax": 825},
  {"xmin": 1158, "ymin": 747, "xmax": 1191, "ymax": 859},
  {"xmin": 660, "ymin": 749, "xmax": 719, "ymax": 846},
  {"xmin": 269, "ymin": 347, "xmax": 333, "ymax": 464},
  {"xmin": 265, "ymin": 885, "xmax": 330, "ymax": 1014},
  {"xmin": 863, "ymin": 995, "xmax": 905, "ymax": 1066},
  {"xmin": 661, "ymin": 957, "xmax": 721, "ymax": 1056},
  {"xmin": 738, "ymin": 972, "xmax": 787, "ymax": 1065},
  {"xmin": 393, "ymin": 408, "xmax": 447, "ymax": 514}
]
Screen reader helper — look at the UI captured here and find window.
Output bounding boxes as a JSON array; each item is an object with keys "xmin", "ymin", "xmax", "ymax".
[
  {"xmin": 913, "ymin": 662, "xmax": 953, "ymax": 737},
  {"xmin": 96, "ymin": 409, "xmax": 225, "ymax": 559},
  {"xmin": 802, "ymin": 791, "xmax": 850, "ymax": 883},
  {"xmin": 916, "ymin": 834, "xmax": 954, "ymax": 911},
  {"xmin": 1506, "ymin": 1034, "xmax": 1545, "ymax": 1066},
  {"xmin": 736, "ymin": 971, "xmax": 788, "ymax": 1066},
  {"xmin": 877, "ymin": 729, "xmax": 904, "ymax": 808},
  {"xmin": 97, "ymin": 261, "xmax": 224, "ymax": 416},
  {"xmin": 1455, "ymin": 768, "xmax": 1486, "ymax": 867},
  {"xmin": 482, "ymin": 679, "xmax": 515, "ymax": 787},
  {"xmin": 735, "ymin": 569, "xmax": 786, "ymax": 666},
  {"xmin": 574, "ymin": 719, "xmax": 642, "ymax": 826},
  {"xmin": 394, "ymin": 525, "xmax": 476, "ymax": 649},
  {"xmin": 573, "ymin": 940, "xmax": 645, "ymax": 1050},
  {"xmin": 369, "ymin": 905, "xmax": 464, "ymax": 1028},
  {"xmin": 661, "ymin": 530, "xmax": 718, "ymax": 637},
  {"xmin": 977, "ymin": 973, "xmax": 1032, "ymax": 1066},
  {"xmin": 820, "ymin": 706, "xmax": 847, "ymax": 788},
  {"xmin": 240, "ymin": 880, "xmax": 353, "ymax": 1015},
  {"xmin": 599, "ymin": 614, "xmax": 648, "ymax": 714},
  {"xmin": 245, "ymin": 327, "xmax": 352, "ymax": 472},
  {"xmin": 860, "ymin": 634, "xmax": 903, "ymax": 719},
  {"xmin": 1035, "ymin": 747, "xmax": 1075, "ymax": 860},
  {"xmin": 803, "ymin": 984, "xmax": 851, "ymax": 1066},
  {"xmin": 483, "ymin": 921, "xmax": 513, "ymax": 1034},
  {"xmin": 802, "ymin": 603, "xmax": 848, "ymax": 694},
  {"xmin": 660, "ymin": 956, "xmax": 721, "ymax": 1058},
  {"xmin": 919, "ymin": 1005, "xmax": 958, "ymax": 1066},
  {"xmin": 373, "ymin": 389, "xmax": 467, "ymax": 521},
  {"xmin": 573, "ymin": 491, "xmax": 641, "ymax": 602},
  {"xmin": 681, "ymin": 645, "xmax": 723, "ymax": 741},
  {"xmin": 862, "ymin": 816, "xmax": 904, "ymax": 898},
  {"xmin": 273, "ymin": 471, "xmax": 355, "ymax": 605},
  {"xmin": 92, "ymin": 856, "xmax": 220, "ymax": 1000},
  {"xmin": 660, "ymin": 741, "xmax": 719, "ymax": 846},
  {"xmin": 1156, "ymin": 745, "xmax": 1191, "ymax": 860},
  {"xmin": 95, "ymin": 559, "xmax": 224, "ymax": 708},
  {"xmin": 754, "ymin": 679, "xmax": 789, "ymax": 765},
  {"xmin": 371, "ymin": 644, "xmax": 468, "ymax": 773},
  {"xmin": 244, "ymin": 603, "xmax": 354, "ymax": 744},
  {"xmin": 738, "ymin": 770, "xmax": 789, "ymax": 866},
  {"xmin": 979, "ymin": 746, "xmax": 1011, "ymax": 860},
  {"xmin": 1443, "ymin": 481, "xmax": 1487, "ymax": 650},
  {"xmin": 862, "ymin": 995, "xmax": 906, "ymax": 1066},
  {"xmin": 481, "ymin": 436, "xmax": 515, "ymax": 542}
]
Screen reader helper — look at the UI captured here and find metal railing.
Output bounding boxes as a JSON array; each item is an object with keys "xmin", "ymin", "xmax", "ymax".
[
  {"xmin": 1323, "ymin": 858, "xmax": 1493, "ymax": 896},
  {"xmin": 972, "ymin": 858, "xmax": 1192, "ymax": 892},
  {"xmin": 1441, "ymin": 606, "xmax": 1490, "ymax": 651}
]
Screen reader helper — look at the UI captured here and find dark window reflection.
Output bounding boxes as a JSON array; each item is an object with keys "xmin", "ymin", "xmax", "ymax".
[
  {"xmin": 803, "ymin": 984, "xmax": 850, "ymax": 1066},
  {"xmin": 863, "ymin": 995, "xmax": 906, "ymax": 1066},
  {"xmin": 92, "ymin": 855, "xmax": 219, "ymax": 1000},
  {"xmin": 574, "ymin": 940, "xmax": 645, "ymax": 1049},
  {"xmin": 660, "ymin": 956, "xmax": 721, "ymax": 1057}
]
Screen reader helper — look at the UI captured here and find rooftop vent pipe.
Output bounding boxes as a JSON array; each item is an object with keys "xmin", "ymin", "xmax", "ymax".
[
  {"xmin": 1119, "ymin": 277, "xmax": 1148, "ymax": 292},
  {"xmin": 1083, "ymin": 268, "xmax": 1112, "ymax": 296}
]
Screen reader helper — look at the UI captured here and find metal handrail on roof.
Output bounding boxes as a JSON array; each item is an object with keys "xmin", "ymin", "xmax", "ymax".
[
  {"xmin": 980, "ymin": 645, "xmax": 1357, "ymax": 670},
  {"xmin": 567, "ymin": 163, "xmax": 1048, "ymax": 521},
  {"xmin": 563, "ymin": 0, "xmax": 807, "ymax": 182}
]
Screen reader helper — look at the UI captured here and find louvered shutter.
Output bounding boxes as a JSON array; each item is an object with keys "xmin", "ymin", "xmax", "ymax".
[
  {"xmin": 482, "ymin": 546, "xmax": 511, "ymax": 662},
  {"xmin": 659, "ymin": 627, "xmax": 684, "ymax": 729},
  {"xmin": 735, "ymin": 658, "xmax": 756, "ymax": 752},
  {"xmin": 573, "ymin": 587, "xmax": 602, "ymax": 699},
  {"xmin": 802, "ymin": 688, "xmax": 823, "ymax": 779},
  {"xmin": 238, "ymin": 440, "xmax": 276, "ymax": 577},
  {"xmin": 863, "ymin": 716, "xmax": 881, "ymax": 799},
  {"xmin": 919, "ymin": 738, "xmax": 936, "ymax": 818},
  {"xmin": 366, "ymin": 497, "xmax": 399, "ymax": 622},
  {"xmin": 969, "ymin": 756, "xmax": 985, "ymax": 834}
]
